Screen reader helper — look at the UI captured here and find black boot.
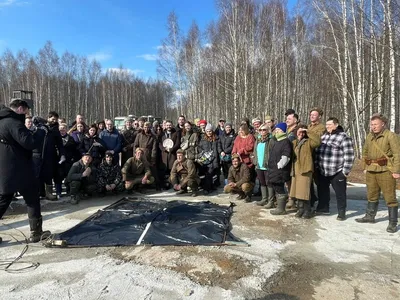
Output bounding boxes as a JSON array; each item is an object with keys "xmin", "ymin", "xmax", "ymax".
[
  {"xmin": 257, "ymin": 186, "xmax": 268, "ymax": 206},
  {"xmin": 386, "ymin": 207, "xmax": 398, "ymax": 233},
  {"xmin": 355, "ymin": 201, "xmax": 378, "ymax": 223},
  {"xmin": 271, "ymin": 194, "xmax": 287, "ymax": 215},
  {"xmin": 28, "ymin": 217, "xmax": 51, "ymax": 243},
  {"xmin": 295, "ymin": 200, "xmax": 304, "ymax": 218},
  {"xmin": 302, "ymin": 200, "xmax": 312, "ymax": 219},
  {"xmin": 265, "ymin": 187, "xmax": 276, "ymax": 209},
  {"xmin": 337, "ymin": 210, "xmax": 346, "ymax": 221},
  {"xmin": 244, "ymin": 191, "xmax": 252, "ymax": 203}
]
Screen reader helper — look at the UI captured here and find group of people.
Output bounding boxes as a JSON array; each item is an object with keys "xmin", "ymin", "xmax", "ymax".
[{"xmin": 0, "ymin": 100, "xmax": 399, "ymax": 245}]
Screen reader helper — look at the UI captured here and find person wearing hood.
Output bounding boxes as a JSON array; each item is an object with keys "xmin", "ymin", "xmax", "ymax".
[
  {"xmin": 315, "ymin": 117, "xmax": 355, "ymax": 220},
  {"xmin": 97, "ymin": 151, "xmax": 124, "ymax": 196},
  {"xmin": 0, "ymin": 100, "xmax": 51, "ymax": 244},
  {"xmin": 268, "ymin": 122, "xmax": 293, "ymax": 215},
  {"xmin": 160, "ymin": 120, "xmax": 181, "ymax": 188}
]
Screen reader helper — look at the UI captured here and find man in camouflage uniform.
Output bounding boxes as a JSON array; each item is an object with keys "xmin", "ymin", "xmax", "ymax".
[
  {"xmin": 356, "ymin": 113, "xmax": 400, "ymax": 233},
  {"xmin": 122, "ymin": 148, "xmax": 155, "ymax": 192},
  {"xmin": 170, "ymin": 149, "xmax": 200, "ymax": 197},
  {"xmin": 97, "ymin": 151, "xmax": 124, "ymax": 196}
]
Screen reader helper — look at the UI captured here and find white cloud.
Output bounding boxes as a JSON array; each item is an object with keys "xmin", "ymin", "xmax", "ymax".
[
  {"xmin": 136, "ymin": 54, "xmax": 158, "ymax": 61},
  {"xmin": 88, "ymin": 51, "xmax": 112, "ymax": 62},
  {"xmin": 106, "ymin": 68, "xmax": 144, "ymax": 75},
  {"xmin": 0, "ymin": 0, "xmax": 28, "ymax": 8}
]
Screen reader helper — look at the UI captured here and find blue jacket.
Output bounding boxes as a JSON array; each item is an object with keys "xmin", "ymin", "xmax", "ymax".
[{"xmin": 99, "ymin": 128, "xmax": 122, "ymax": 154}]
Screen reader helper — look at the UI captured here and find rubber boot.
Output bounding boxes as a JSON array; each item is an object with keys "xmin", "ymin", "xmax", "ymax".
[
  {"xmin": 270, "ymin": 194, "xmax": 287, "ymax": 215},
  {"xmin": 28, "ymin": 217, "xmax": 51, "ymax": 243},
  {"xmin": 302, "ymin": 200, "xmax": 312, "ymax": 219},
  {"xmin": 286, "ymin": 197, "xmax": 295, "ymax": 209},
  {"xmin": 45, "ymin": 185, "xmax": 57, "ymax": 201},
  {"xmin": 257, "ymin": 186, "xmax": 268, "ymax": 206},
  {"xmin": 355, "ymin": 201, "xmax": 378, "ymax": 223},
  {"xmin": 295, "ymin": 200, "xmax": 304, "ymax": 218},
  {"xmin": 265, "ymin": 187, "xmax": 276, "ymax": 209},
  {"xmin": 244, "ymin": 191, "xmax": 252, "ymax": 203},
  {"xmin": 386, "ymin": 207, "xmax": 398, "ymax": 233}
]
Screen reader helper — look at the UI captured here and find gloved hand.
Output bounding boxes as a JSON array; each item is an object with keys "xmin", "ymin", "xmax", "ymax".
[
  {"xmin": 58, "ymin": 155, "xmax": 66, "ymax": 164},
  {"xmin": 277, "ymin": 156, "xmax": 290, "ymax": 169}
]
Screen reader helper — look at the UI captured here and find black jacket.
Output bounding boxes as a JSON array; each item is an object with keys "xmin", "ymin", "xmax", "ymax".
[
  {"xmin": 79, "ymin": 134, "xmax": 106, "ymax": 159},
  {"xmin": 0, "ymin": 107, "xmax": 36, "ymax": 194},
  {"xmin": 267, "ymin": 137, "xmax": 292, "ymax": 184},
  {"xmin": 198, "ymin": 136, "xmax": 219, "ymax": 169},
  {"xmin": 218, "ymin": 130, "xmax": 236, "ymax": 155}
]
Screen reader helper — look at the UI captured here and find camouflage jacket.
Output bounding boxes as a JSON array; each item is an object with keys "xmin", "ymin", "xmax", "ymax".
[{"xmin": 97, "ymin": 162, "xmax": 123, "ymax": 186}]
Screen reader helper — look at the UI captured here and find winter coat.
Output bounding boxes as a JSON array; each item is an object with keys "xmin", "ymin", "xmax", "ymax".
[
  {"xmin": 80, "ymin": 134, "xmax": 106, "ymax": 160},
  {"xmin": 44, "ymin": 122, "xmax": 65, "ymax": 160},
  {"xmin": 267, "ymin": 136, "xmax": 292, "ymax": 184},
  {"xmin": 97, "ymin": 161, "xmax": 123, "ymax": 187},
  {"xmin": 71, "ymin": 131, "xmax": 85, "ymax": 144},
  {"xmin": 170, "ymin": 158, "xmax": 200, "ymax": 186},
  {"xmin": 218, "ymin": 130, "xmax": 236, "ymax": 157},
  {"xmin": 61, "ymin": 133, "xmax": 80, "ymax": 163},
  {"xmin": 67, "ymin": 160, "xmax": 97, "ymax": 183},
  {"xmin": 198, "ymin": 135, "xmax": 219, "ymax": 170},
  {"xmin": 121, "ymin": 127, "xmax": 137, "ymax": 166},
  {"xmin": 134, "ymin": 131, "xmax": 158, "ymax": 165},
  {"xmin": 232, "ymin": 134, "xmax": 255, "ymax": 168},
  {"xmin": 181, "ymin": 131, "xmax": 198, "ymax": 161},
  {"xmin": 0, "ymin": 107, "xmax": 37, "ymax": 194},
  {"xmin": 214, "ymin": 126, "xmax": 225, "ymax": 137},
  {"xmin": 122, "ymin": 157, "xmax": 152, "ymax": 180},
  {"xmin": 160, "ymin": 128, "xmax": 181, "ymax": 170},
  {"xmin": 99, "ymin": 128, "xmax": 123, "ymax": 154},
  {"xmin": 228, "ymin": 163, "xmax": 251, "ymax": 187},
  {"xmin": 252, "ymin": 135, "xmax": 274, "ymax": 170},
  {"xmin": 292, "ymin": 131, "xmax": 321, "ymax": 176}
]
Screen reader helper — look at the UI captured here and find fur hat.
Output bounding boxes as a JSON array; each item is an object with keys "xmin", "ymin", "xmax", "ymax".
[{"xmin": 275, "ymin": 122, "xmax": 287, "ymax": 133}]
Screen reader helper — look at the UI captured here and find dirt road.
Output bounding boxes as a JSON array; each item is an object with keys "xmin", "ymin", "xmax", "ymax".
[{"xmin": 0, "ymin": 185, "xmax": 399, "ymax": 300}]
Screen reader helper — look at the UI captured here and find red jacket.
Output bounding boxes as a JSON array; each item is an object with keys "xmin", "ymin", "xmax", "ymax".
[{"xmin": 232, "ymin": 134, "xmax": 255, "ymax": 168}]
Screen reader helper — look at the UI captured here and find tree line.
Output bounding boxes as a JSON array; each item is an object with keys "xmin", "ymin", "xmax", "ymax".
[
  {"xmin": 0, "ymin": 41, "xmax": 174, "ymax": 124},
  {"xmin": 158, "ymin": 0, "xmax": 400, "ymax": 156}
]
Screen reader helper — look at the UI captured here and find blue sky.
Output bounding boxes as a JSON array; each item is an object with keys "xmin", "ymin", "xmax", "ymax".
[{"xmin": 0, "ymin": 0, "xmax": 296, "ymax": 79}]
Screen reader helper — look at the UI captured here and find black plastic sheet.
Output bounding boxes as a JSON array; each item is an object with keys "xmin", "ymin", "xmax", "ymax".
[{"xmin": 54, "ymin": 197, "xmax": 243, "ymax": 247}]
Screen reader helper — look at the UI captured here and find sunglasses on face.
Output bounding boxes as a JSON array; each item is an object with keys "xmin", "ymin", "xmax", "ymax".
[{"xmin": 259, "ymin": 129, "xmax": 267, "ymax": 131}]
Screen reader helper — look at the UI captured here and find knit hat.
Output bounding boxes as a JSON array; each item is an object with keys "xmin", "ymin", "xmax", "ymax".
[
  {"xmin": 205, "ymin": 123, "xmax": 213, "ymax": 131},
  {"xmin": 275, "ymin": 122, "xmax": 287, "ymax": 133},
  {"xmin": 199, "ymin": 119, "xmax": 207, "ymax": 126},
  {"xmin": 225, "ymin": 122, "xmax": 232, "ymax": 128},
  {"xmin": 252, "ymin": 118, "xmax": 261, "ymax": 124}
]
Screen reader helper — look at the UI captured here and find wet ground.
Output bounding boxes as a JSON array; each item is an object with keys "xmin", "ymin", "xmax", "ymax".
[{"xmin": 0, "ymin": 185, "xmax": 399, "ymax": 299}]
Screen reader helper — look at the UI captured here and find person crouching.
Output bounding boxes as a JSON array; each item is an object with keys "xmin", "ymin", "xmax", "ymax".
[
  {"xmin": 97, "ymin": 151, "xmax": 124, "ymax": 196},
  {"xmin": 66, "ymin": 152, "xmax": 98, "ymax": 204},
  {"xmin": 170, "ymin": 149, "xmax": 200, "ymax": 197},
  {"xmin": 224, "ymin": 154, "xmax": 254, "ymax": 202},
  {"xmin": 122, "ymin": 148, "xmax": 155, "ymax": 193}
]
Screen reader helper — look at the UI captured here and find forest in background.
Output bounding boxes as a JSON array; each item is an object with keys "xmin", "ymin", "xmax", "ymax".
[{"xmin": 1, "ymin": 0, "xmax": 399, "ymax": 157}]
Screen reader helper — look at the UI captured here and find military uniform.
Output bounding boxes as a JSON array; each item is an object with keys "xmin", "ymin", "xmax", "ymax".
[
  {"xmin": 122, "ymin": 156, "xmax": 155, "ymax": 190},
  {"xmin": 357, "ymin": 128, "xmax": 400, "ymax": 232},
  {"xmin": 170, "ymin": 158, "xmax": 200, "ymax": 192},
  {"xmin": 224, "ymin": 163, "xmax": 254, "ymax": 198},
  {"xmin": 97, "ymin": 161, "xmax": 124, "ymax": 194}
]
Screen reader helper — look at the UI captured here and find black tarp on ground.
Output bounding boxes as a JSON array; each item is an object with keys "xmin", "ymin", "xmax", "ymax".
[{"xmin": 53, "ymin": 197, "xmax": 243, "ymax": 247}]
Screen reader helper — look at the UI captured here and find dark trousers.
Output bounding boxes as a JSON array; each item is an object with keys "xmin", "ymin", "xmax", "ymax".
[
  {"xmin": 256, "ymin": 169, "xmax": 268, "ymax": 186},
  {"xmin": 221, "ymin": 161, "xmax": 232, "ymax": 180},
  {"xmin": 268, "ymin": 182, "xmax": 285, "ymax": 195},
  {"xmin": 317, "ymin": 171, "xmax": 347, "ymax": 212},
  {"xmin": 0, "ymin": 181, "xmax": 41, "ymax": 220}
]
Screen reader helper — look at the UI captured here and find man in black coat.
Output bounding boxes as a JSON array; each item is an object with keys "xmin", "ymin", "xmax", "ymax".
[{"xmin": 0, "ymin": 100, "xmax": 50, "ymax": 244}]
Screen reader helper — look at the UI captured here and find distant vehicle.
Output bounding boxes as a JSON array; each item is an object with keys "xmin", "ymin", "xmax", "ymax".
[
  {"xmin": 140, "ymin": 115, "xmax": 162, "ymax": 123},
  {"xmin": 12, "ymin": 90, "xmax": 34, "ymax": 114},
  {"xmin": 114, "ymin": 115, "xmax": 137, "ymax": 130}
]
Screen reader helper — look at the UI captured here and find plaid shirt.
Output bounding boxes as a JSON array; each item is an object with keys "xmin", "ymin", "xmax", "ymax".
[{"xmin": 316, "ymin": 130, "xmax": 355, "ymax": 176}]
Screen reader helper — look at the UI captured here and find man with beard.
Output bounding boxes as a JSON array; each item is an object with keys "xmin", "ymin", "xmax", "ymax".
[
  {"xmin": 43, "ymin": 111, "xmax": 66, "ymax": 200},
  {"xmin": 170, "ymin": 149, "xmax": 200, "ymax": 196},
  {"xmin": 97, "ymin": 151, "xmax": 124, "ymax": 196},
  {"xmin": 224, "ymin": 154, "xmax": 254, "ymax": 202},
  {"xmin": 134, "ymin": 121, "xmax": 158, "ymax": 188},
  {"xmin": 176, "ymin": 115, "xmax": 186, "ymax": 136},
  {"xmin": 0, "ymin": 100, "xmax": 51, "ymax": 243},
  {"xmin": 121, "ymin": 117, "xmax": 137, "ymax": 167},
  {"xmin": 67, "ymin": 152, "xmax": 97, "ymax": 204},
  {"xmin": 160, "ymin": 120, "xmax": 181, "ymax": 188}
]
